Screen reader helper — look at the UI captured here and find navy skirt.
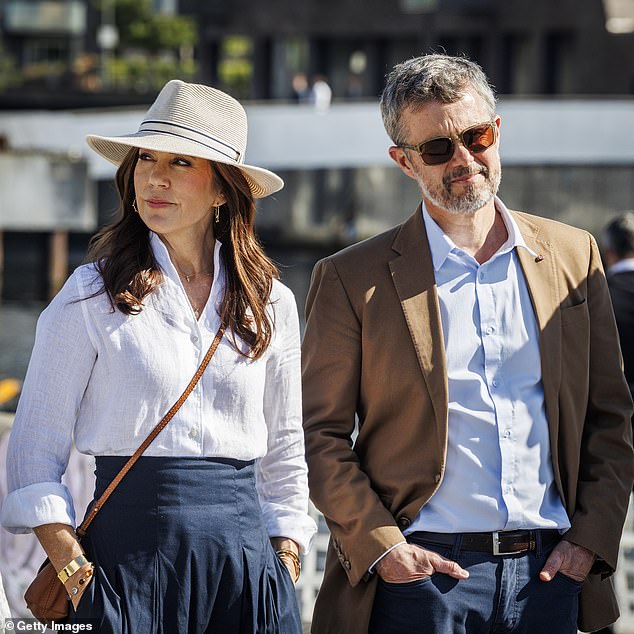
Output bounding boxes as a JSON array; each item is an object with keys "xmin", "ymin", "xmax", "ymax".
[{"xmin": 67, "ymin": 456, "xmax": 301, "ymax": 633}]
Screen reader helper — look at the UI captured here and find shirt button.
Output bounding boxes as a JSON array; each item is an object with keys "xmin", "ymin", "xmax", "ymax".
[
  {"xmin": 492, "ymin": 379, "xmax": 499, "ymax": 388},
  {"xmin": 188, "ymin": 428, "xmax": 199, "ymax": 439},
  {"xmin": 486, "ymin": 326, "xmax": 494, "ymax": 335},
  {"xmin": 503, "ymin": 430, "xmax": 511, "ymax": 439},
  {"xmin": 191, "ymin": 335, "xmax": 199, "ymax": 343},
  {"xmin": 397, "ymin": 516, "xmax": 411, "ymax": 530}
]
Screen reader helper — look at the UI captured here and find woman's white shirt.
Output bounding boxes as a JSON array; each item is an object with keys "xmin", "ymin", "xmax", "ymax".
[{"xmin": 1, "ymin": 233, "xmax": 316, "ymax": 552}]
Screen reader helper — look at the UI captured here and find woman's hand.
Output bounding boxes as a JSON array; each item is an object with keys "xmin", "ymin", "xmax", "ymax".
[
  {"xmin": 33, "ymin": 523, "xmax": 94, "ymax": 607},
  {"xmin": 62, "ymin": 561, "xmax": 94, "ymax": 610},
  {"xmin": 270, "ymin": 537, "xmax": 301, "ymax": 583},
  {"xmin": 33, "ymin": 523, "xmax": 84, "ymax": 571}
]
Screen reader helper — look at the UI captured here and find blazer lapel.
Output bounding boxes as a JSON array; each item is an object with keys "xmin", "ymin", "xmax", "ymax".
[
  {"xmin": 513, "ymin": 211, "xmax": 562, "ymax": 455},
  {"xmin": 389, "ymin": 208, "xmax": 448, "ymax": 432}
]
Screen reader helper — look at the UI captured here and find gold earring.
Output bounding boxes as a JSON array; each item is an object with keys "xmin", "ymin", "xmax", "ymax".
[
  {"xmin": 132, "ymin": 200, "xmax": 139, "ymax": 213},
  {"xmin": 214, "ymin": 205, "xmax": 220, "ymax": 223}
]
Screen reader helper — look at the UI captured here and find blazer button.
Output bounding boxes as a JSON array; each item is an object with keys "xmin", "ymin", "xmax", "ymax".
[{"xmin": 397, "ymin": 516, "xmax": 411, "ymax": 529}]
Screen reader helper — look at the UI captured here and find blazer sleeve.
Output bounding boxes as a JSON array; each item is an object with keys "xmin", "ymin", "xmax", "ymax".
[
  {"xmin": 302, "ymin": 257, "xmax": 405, "ymax": 586},
  {"xmin": 563, "ymin": 234, "xmax": 634, "ymax": 574}
]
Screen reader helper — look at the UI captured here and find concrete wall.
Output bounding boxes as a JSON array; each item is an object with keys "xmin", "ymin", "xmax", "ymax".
[{"xmin": 0, "ymin": 152, "xmax": 96, "ymax": 231}]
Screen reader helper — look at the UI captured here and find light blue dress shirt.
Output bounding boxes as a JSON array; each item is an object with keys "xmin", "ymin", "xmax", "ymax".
[{"xmin": 406, "ymin": 199, "xmax": 570, "ymax": 535}]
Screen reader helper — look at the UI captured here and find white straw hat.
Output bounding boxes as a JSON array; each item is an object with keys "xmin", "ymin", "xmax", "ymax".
[{"xmin": 86, "ymin": 79, "xmax": 283, "ymax": 198}]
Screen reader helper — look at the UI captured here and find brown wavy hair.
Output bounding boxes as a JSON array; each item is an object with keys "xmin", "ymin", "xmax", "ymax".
[{"xmin": 86, "ymin": 148, "xmax": 279, "ymax": 360}]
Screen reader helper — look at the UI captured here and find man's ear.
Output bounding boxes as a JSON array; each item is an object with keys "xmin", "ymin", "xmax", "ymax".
[
  {"xmin": 388, "ymin": 146, "xmax": 419, "ymax": 182},
  {"xmin": 494, "ymin": 114, "xmax": 501, "ymax": 144}
]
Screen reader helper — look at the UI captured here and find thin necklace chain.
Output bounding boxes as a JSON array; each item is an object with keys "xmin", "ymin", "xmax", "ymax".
[
  {"xmin": 178, "ymin": 270, "xmax": 213, "ymax": 283},
  {"xmin": 172, "ymin": 260, "xmax": 214, "ymax": 284},
  {"xmin": 171, "ymin": 260, "xmax": 214, "ymax": 319}
]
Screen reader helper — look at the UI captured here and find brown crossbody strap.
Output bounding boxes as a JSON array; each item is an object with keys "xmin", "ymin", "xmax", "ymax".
[{"xmin": 76, "ymin": 323, "xmax": 226, "ymax": 538}]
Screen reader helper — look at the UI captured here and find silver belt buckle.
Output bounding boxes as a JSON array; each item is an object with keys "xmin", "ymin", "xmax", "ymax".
[{"xmin": 492, "ymin": 531, "xmax": 524, "ymax": 556}]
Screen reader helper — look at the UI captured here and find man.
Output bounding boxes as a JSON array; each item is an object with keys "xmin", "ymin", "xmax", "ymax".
[
  {"xmin": 302, "ymin": 54, "xmax": 634, "ymax": 633},
  {"xmin": 597, "ymin": 214, "xmax": 634, "ymax": 634},
  {"xmin": 604, "ymin": 213, "xmax": 634, "ymax": 417}
]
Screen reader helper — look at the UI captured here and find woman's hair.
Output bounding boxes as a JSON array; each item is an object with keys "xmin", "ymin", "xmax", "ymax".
[{"xmin": 86, "ymin": 148, "xmax": 279, "ymax": 360}]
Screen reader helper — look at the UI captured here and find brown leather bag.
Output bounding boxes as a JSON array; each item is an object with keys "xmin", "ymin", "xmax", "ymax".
[
  {"xmin": 23, "ymin": 324, "xmax": 225, "ymax": 624},
  {"xmin": 24, "ymin": 558, "xmax": 69, "ymax": 623}
]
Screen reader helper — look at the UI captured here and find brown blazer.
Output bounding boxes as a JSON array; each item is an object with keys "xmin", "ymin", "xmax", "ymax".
[{"xmin": 302, "ymin": 207, "xmax": 634, "ymax": 633}]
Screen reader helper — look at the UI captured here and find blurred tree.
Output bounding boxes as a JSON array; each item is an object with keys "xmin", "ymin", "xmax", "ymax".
[
  {"xmin": 0, "ymin": 0, "xmax": 198, "ymax": 94},
  {"xmin": 108, "ymin": 57, "xmax": 197, "ymax": 92},
  {"xmin": 110, "ymin": 0, "xmax": 196, "ymax": 55},
  {"xmin": 218, "ymin": 37, "xmax": 253, "ymax": 99},
  {"xmin": 0, "ymin": 42, "xmax": 19, "ymax": 91},
  {"xmin": 96, "ymin": 0, "xmax": 198, "ymax": 91}
]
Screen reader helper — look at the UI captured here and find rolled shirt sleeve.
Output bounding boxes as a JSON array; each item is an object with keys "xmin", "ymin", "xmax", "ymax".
[
  {"xmin": 1, "ymin": 271, "xmax": 97, "ymax": 533},
  {"xmin": 255, "ymin": 283, "xmax": 317, "ymax": 554}
]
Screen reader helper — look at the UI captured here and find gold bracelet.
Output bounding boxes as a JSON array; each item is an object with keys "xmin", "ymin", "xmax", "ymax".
[
  {"xmin": 65, "ymin": 563, "xmax": 94, "ymax": 598},
  {"xmin": 275, "ymin": 548, "xmax": 301, "ymax": 581},
  {"xmin": 57, "ymin": 555, "xmax": 89, "ymax": 584}
]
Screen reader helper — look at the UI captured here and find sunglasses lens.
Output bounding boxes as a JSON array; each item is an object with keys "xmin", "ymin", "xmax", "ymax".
[
  {"xmin": 421, "ymin": 138, "xmax": 454, "ymax": 165},
  {"xmin": 463, "ymin": 124, "xmax": 496, "ymax": 154}
]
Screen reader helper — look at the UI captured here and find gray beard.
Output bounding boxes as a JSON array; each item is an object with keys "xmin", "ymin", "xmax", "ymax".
[{"xmin": 420, "ymin": 165, "xmax": 502, "ymax": 216}]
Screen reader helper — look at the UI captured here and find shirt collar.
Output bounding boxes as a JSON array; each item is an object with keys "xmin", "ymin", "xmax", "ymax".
[
  {"xmin": 422, "ymin": 196, "xmax": 538, "ymax": 272},
  {"xmin": 144, "ymin": 233, "xmax": 225, "ymax": 331},
  {"xmin": 609, "ymin": 258, "xmax": 634, "ymax": 274},
  {"xmin": 421, "ymin": 203, "xmax": 454, "ymax": 272},
  {"xmin": 149, "ymin": 231, "xmax": 222, "ymax": 287}
]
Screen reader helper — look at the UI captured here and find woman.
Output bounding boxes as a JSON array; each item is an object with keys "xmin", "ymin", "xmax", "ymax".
[{"xmin": 1, "ymin": 80, "xmax": 316, "ymax": 633}]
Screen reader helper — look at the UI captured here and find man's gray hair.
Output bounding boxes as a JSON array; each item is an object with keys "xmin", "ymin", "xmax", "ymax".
[{"xmin": 380, "ymin": 54, "xmax": 497, "ymax": 145}]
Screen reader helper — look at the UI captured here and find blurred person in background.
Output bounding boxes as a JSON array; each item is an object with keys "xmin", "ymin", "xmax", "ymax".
[
  {"xmin": 598, "ymin": 213, "xmax": 634, "ymax": 634},
  {"xmin": 604, "ymin": 212, "xmax": 634, "ymax": 427},
  {"xmin": 309, "ymin": 74, "xmax": 332, "ymax": 112},
  {"xmin": 291, "ymin": 72, "xmax": 310, "ymax": 103},
  {"xmin": 1, "ymin": 79, "xmax": 315, "ymax": 633},
  {"xmin": 302, "ymin": 53, "xmax": 634, "ymax": 634}
]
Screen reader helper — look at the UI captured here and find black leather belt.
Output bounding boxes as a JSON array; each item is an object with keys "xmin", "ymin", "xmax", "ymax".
[{"xmin": 409, "ymin": 529, "xmax": 561, "ymax": 556}]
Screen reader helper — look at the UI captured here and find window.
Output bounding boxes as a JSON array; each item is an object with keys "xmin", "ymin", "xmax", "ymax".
[
  {"xmin": 316, "ymin": 550, "xmax": 327, "ymax": 571},
  {"xmin": 317, "ymin": 514, "xmax": 329, "ymax": 534},
  {"xmin": 5, "ymin": 1, "xmax": 86, "ymax": 35}
]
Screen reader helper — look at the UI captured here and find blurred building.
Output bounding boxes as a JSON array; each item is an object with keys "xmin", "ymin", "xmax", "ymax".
[
  {"xmin": 0, "ymin": 0, "xmax": 192, "ymax": 107},
  {"xmin": 1, "ymin": 0, "xmax": 634, "ymax": 106},
  {"xmin": 182, "ymin": 0, "xmax": 634, "ymax": 100}
]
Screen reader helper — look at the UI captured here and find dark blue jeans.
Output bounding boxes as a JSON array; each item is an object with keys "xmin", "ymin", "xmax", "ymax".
[{"xmin": 369, "ymin": 534, "xmax": 580, "ymax": 634}]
